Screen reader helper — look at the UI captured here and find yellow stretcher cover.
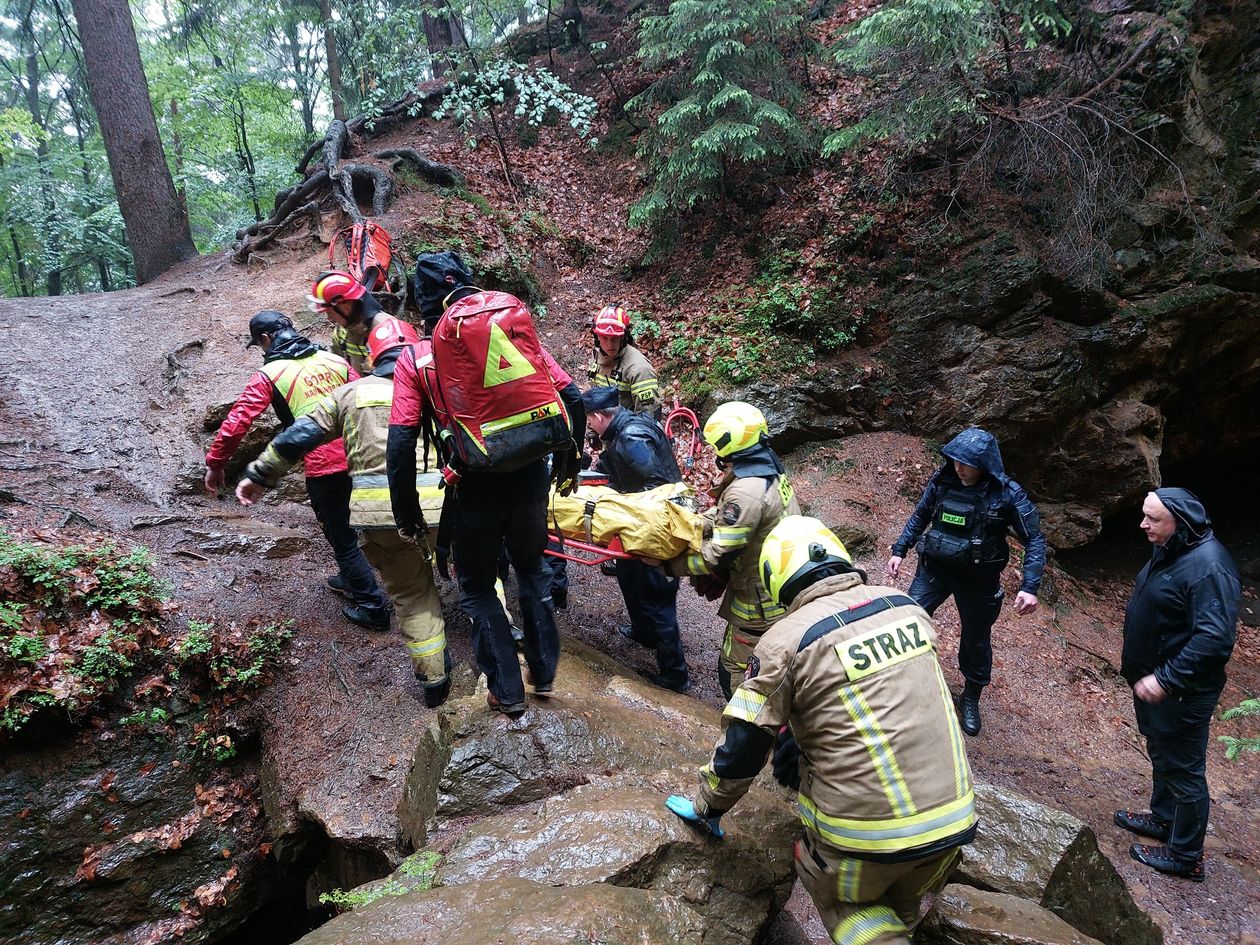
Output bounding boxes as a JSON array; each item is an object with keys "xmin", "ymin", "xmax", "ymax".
[{"xmin": 547, "ymin": 482, "xmax": 705, "ymax": 560}]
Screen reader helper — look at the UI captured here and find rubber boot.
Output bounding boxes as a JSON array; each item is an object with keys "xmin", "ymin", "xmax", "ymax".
[{"xmin": 959, "ymin": 681, "xmax": 983, "ymax": 736}]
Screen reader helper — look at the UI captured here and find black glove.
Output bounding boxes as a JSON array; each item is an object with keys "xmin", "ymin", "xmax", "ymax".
[
  {"xmin": 435, "ymin": 544, "xmax": 451, "ymax": 581},
  {"xmin": 772, "ymin": 726, "xmax": 802, "ymax": 791},
  {"xmin": 691, "ymin": 573, "xmax": 729, "ymax": 601},
  {"xmin": 552, "ymin": 445, "xmax": 581, "ymax": 497}
]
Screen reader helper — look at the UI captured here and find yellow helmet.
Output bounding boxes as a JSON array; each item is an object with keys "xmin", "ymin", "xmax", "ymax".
[
  {"xmin": 759, "ymin": 515, "xmax": 851, "ymax": 607},
  {"xmin": 703, "ymin": 402, "xmax": 769, "ymax": 458}
]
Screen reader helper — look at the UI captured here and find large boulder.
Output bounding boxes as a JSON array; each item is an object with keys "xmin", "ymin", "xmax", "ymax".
[
  {"xmin": 920, "ymin": 884, "xmax": 1106, "ymax": 945},
  {"xmin": 958, "ymin": 783, "xmax": 1162, "ymax": 945},
  {"xmin": 294, "ymin": 877, "xmax": 707, "ymax": 945},
  {"xmin": 0, "ymin": 730, "xmax": 271, "ymax": 945},
  {"xmin": 433, "ymin": 773, "xmax": 798, "ymax": 945},
  {"xmin": 399, "ymin": 638, "xmax": 726, "ymax": 840}
]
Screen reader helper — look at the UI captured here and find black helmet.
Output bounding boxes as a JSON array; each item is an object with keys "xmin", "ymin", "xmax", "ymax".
[{"xmin": 246, "ymin": 310, "xmax": 293, "ymax": 348}]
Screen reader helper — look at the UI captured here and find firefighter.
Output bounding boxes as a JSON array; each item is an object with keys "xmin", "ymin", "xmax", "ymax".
[
  {"xmin": 588, "ymin": 304, "xmax": 660, "ymax": 419},
  {"xmin": 387, "ymin": 253, "xmax": 586, "ymax": 719},
  {"xmin": 583, "ymin": 385, "xmax": 691, "ymax": 693},
  {"xmin": 310, "ymin": 270, "xmax": 390, "ymax": 376},
  {"xmin": 235, "ymin": 317, "xmax": 450, "ymax": 707},
  {"xmin": 886, "ymin": 427, "xmax": 1045, "ymax": 736},
  {"xmin": 204, "ymin": 310, "xmax": 388, "ymax": 629},
  {"xmin": 665, "ymin": 401, "xmax": 799, "ymax": 698},
  {"xmin": 666, "ymin": 516, "xmax": 976, "ymax": 945}
]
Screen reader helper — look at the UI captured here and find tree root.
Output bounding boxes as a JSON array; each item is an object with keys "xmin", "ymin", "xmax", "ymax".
[
  {"xmin": 232, "ymin": 84, "xmax": 456, "ymax": 264},
  {"xmin": 374, "ymin": 148, "xmax": 463, "ymax": 187}
]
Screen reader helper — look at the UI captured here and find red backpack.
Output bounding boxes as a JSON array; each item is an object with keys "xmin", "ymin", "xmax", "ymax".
[
  {"xmin": 429, "ymin": 291, "xmax": 572, "ymax": 472},
  {"xmin": 328, "ymin": 221, "xmax": 392, "ymax": 291}
]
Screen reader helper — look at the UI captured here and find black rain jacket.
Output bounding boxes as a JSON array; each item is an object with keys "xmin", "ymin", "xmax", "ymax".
[
  {"xmin": 1121, "ymin": 488, "xmax": 1240, "ymax": 693},
  {"xmin": 891, "ymin": 428, "xmax": 1046, "ymax": 594},
  {"xmin": 596, "ymin": 408, "xmax": 681, "ymax": 494}
]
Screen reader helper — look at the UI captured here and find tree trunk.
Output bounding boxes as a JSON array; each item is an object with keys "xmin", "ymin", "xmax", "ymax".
[
  {"xmin": 285, "ymin": 18, "xmax": 317, "ymax": 135},
  {"xmin": 422, "ymin": 1, "xmax": 456, "ymax": 77},
  {"xmin": 70, "ymin": 0, "xmax": 197, "ymax": 284},
  {"xmin": 168, "ymin": 98, "xmax": 187, "ymax": 212},
  {"xmin": 318, "ymin": 0, "xmax": 347, "ymax": 120},
  {"xmin": 19, "ymin": 6, "xmax": 63, "ymax": 296},
  {"xmin": 561, "ymin": 0, "xmax": 582, "ymax": 45}
]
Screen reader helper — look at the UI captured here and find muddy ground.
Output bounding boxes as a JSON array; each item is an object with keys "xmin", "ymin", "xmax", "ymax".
[{"xmin": 1, "ymin": 251, "xmax": 1258, "ymax": 945}]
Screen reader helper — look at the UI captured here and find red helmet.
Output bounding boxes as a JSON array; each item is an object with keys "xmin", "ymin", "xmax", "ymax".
[
  {"xmin": 309, "ymin": 270, "xmax": 367, "ymax": 309},
  {"xmin": 367, "ymin": 316, "xmax": 420, "ymax": 364},
  {"xmin": 593, "ymin": 305, "xmax": 630, "ymax": 337}
]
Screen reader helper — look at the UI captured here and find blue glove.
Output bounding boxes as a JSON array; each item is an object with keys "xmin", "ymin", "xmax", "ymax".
[{"xmin": 665, "ymin": 794, "xmax": 724, "ymax": 838}]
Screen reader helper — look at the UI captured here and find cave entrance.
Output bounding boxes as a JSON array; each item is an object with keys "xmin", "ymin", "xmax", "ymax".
[{"xmin": 1056, "ymin": 439, "xmax": 1260, "ymax": 627}]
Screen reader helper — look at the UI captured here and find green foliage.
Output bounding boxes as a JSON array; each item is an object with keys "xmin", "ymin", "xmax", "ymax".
[
  {"xmin": 175, "ymin": 618, "xmax": 295, "ymax": 691},
  {"xmin": 1219, "ymin": 698, "xmax": 1260, "ymax": 760},
  {"xmin": 0, "ymin": 533, "xmax": 168, "ymax": 618},
  {"xmin": 824, "ymin": 0, "xmax": 1073, "ymax": 154},
  {"xmin": 79, "ymin": 629, "xmax": 138, "ymax": 681},
  {"xmin": 320, "ymin": 851, "xmax": 443, "ymax": 912},
  {"xmin": 120, "ymin": 706, "xmax": 172, "ymax": 729},
  {"xmin": 435, "ymin": 58, "xmax": 599, "ymax": 149},
  {"xmin": 628, "ymin": 0, "xmax": 810, "ymax": 230},
  {"xmin": 177, "ymin": 620, "xmax": 215, "ymax": 661}
]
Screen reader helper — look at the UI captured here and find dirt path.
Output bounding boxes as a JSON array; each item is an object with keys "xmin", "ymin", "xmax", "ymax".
[{"xmin": 3, "ymin": 264, "xmax": 1257, "ymax": 945}]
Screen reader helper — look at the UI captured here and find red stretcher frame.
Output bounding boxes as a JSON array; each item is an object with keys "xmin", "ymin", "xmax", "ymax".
[{"xmin": 544, "ymin": 533, "xmax": 631, "ymax": 566}]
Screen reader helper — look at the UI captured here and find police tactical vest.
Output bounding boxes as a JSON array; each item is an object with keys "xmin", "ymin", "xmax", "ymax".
[{"xmin": 919, "ymin": 487, "xmax": 1007, "ymax": 568}]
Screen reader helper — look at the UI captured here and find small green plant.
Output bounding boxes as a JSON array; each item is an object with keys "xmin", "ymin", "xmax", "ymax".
[
  {"xmin": 209, "ymin": 620, "xmax": 295, "ymax": 690},
  {"xmin": 79, "ymin": 629, "xmax": 139, "ymax": 681},
  {"xmin": 120, "ymin": 706, "xmax": 172, "ymax": 729},
  {"xmin": 192, "ymin": 726, "xmax": 238, "ymax": 762},
  {"xmin": 1219, "ymin": 698, "xmax": 1260, "ymax": 760},
  {"xmin": 319, "ymin": 851, "xmax": 443, "ymax": 912},
  {"xmin": 177, "ymin": 620, "xmax": 214, "ymax": 661},
  {"xmin": 3, "ymin": 631, "xmax": 47, "ymax": 665},
  {"xmin": 0, "ymin": 600, "xmax": 25, "ymax": 632}
]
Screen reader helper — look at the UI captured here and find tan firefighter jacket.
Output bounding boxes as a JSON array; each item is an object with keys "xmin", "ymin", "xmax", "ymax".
[
  {"xmin": 697, "ymin": 572, "xmax": 976, "ymax": 858},
  {"xmin": 248, "ymin": 373, "xmax": 442, "ymax": 528},
  {"xmin": 667, "ymin": 469, "xmax": 800, "ymax": 629},
  {"xmin": 331, "ymin": 324, "xmax": 372, "ymax": 377},
  {"xmin": 588, "ymin": 343, "xmax": 660, "ymax": 415}
]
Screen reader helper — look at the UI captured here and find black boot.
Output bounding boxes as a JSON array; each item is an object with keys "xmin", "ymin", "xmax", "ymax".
[
  {"xmin": 1130, "ymin": 843, "xmax": 1205, "ymax": 882},
  {"xmin": 1114, "ymin": 809, "xmax": 1171, "ymax": 842},
  {"xmin": 959, "ymin": 682, "xmax": 982, "ymax": 736},
  {"xmin": 343, "ymin": 603, "xmax": 390, "ymax": 632}
]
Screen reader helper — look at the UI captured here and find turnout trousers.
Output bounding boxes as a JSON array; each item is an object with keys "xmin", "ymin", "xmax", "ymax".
[
  {"xmin": 907, "ymin": 562, "xmax": 1003, "ymax": 688},
  {"xmin": 357, "ymin": 529, "xmax": 446, "ymax": 682},
  {"xmin": 305, "ymin": 471, "xmax": 387, "ymax": 611},
  {"xmin": 1134, "ymin": 687, "xmax": 1222, "ymax": 860},
  {"xmin": 795, "ymin": 831, "xmax": 963, "ymax": 945},
  {"xmin": 453, "ymin": 460, "xmax": 559, "ymax": 705}
]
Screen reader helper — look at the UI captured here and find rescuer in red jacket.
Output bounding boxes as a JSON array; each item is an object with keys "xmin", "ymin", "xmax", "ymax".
[{"xmin": 205, "ymin": 310, "xmax": 388, "ymax": 629}]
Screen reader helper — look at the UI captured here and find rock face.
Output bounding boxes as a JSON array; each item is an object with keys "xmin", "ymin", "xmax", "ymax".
[
  {"xmin": 302, "ymin": 638, "xmax": 799, "ymax": 945},
  {"xmin": 749, "ymin": 4, "xmax": 1260, "ymax": 548},
  {"xmin": 958, "ymin": 783, "xmax": 1162, "ymax": 945},
  {"xmin": 921, "ymin": 885, "xmax": 1105, "ymax": 945},
  {"xmin": 0, "ymin": 728, "xmax": 271, "ymax": 945},
  {"xmin": 296, "ymin": 878, "xmax": 708, "ymax": 945}
]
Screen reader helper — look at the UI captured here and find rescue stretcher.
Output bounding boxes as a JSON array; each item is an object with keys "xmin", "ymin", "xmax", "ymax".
[{"xmin": 543, "ymin": 473, "xmax": 705, "ymax": 568}]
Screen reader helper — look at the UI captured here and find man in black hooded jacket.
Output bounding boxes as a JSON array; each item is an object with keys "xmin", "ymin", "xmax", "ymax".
[
  {"xmin": 1115, "ymin": 488, "xmax": 1239, "ymax": 882},
  {"xmin": 887, "ymin": 428, "xmax": 1046, "ymax": 736}
]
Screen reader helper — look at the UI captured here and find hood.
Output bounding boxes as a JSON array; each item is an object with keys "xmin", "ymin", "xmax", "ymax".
[
  {"xmin": 263, "ymin": 329, "xmax": 320, "ymax": 364},
  {"xmin": 940, "ymin": 427, "xmax": 1008, "ymax": 484},
  {"xmin": 1154, "ymin": 487, "xmax": 1213, "ymax": 549},
  {"xmin": 371, "ymin": 347, "xmax": 403, "ymax": 378},
  {"xmin": 728, "ymin": 442, "xmax": 785, "ymax": 479}
]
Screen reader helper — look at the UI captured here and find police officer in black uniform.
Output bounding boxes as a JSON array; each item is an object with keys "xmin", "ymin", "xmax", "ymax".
[
  {"xmin": 887, "ymin": 427, "xmax": 1046, "ymax": 736},
  {"xmin": 583, "ymin": 386, "xmax": 692, "ymax": 693}
]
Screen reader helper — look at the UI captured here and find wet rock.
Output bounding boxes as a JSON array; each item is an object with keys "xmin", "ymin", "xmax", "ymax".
[
  {"xmin": 958, "ymin": 783, "xmax": 1162, "ymax": 945},
  {"xmin": 183, "ymin": 523, "xmax": 311, "ymax": 558},
  {"xmin": 920, "ymin": 884, "xmax": 1105, "ymax": 945},
  {"xmin": 294, "ymin": 877, "xmax": 706, "ymax": 945},
  {"xmin": 401, "ymin": 638, "xmax": 720, "ymax": 834},
  {"xmin": 432, "ymin": 773, "xmax": 798, "ymax": 945},
  {"xmin": 0, "ymin": 729, "xmax": 271, "ymax": 945}
]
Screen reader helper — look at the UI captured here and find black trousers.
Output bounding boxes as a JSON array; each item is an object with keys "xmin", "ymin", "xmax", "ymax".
[
  {"xmin": 1134, "ymin": 687, "xmax": 1222, "ymax": 860},
  {"xmin": 453, "ymin": 460, "xmax": 559, "ymax": 705},
  {"xmin": 305, "ymin": 472, "xmax": 386, "ymax": 610},
  {"xmin": 615, "ymin": 557, "xmax": 688, "ymax": 688},
  {"xmin": 908, "ymin": 562, "xmax": 1003, "ymax": 687}
]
